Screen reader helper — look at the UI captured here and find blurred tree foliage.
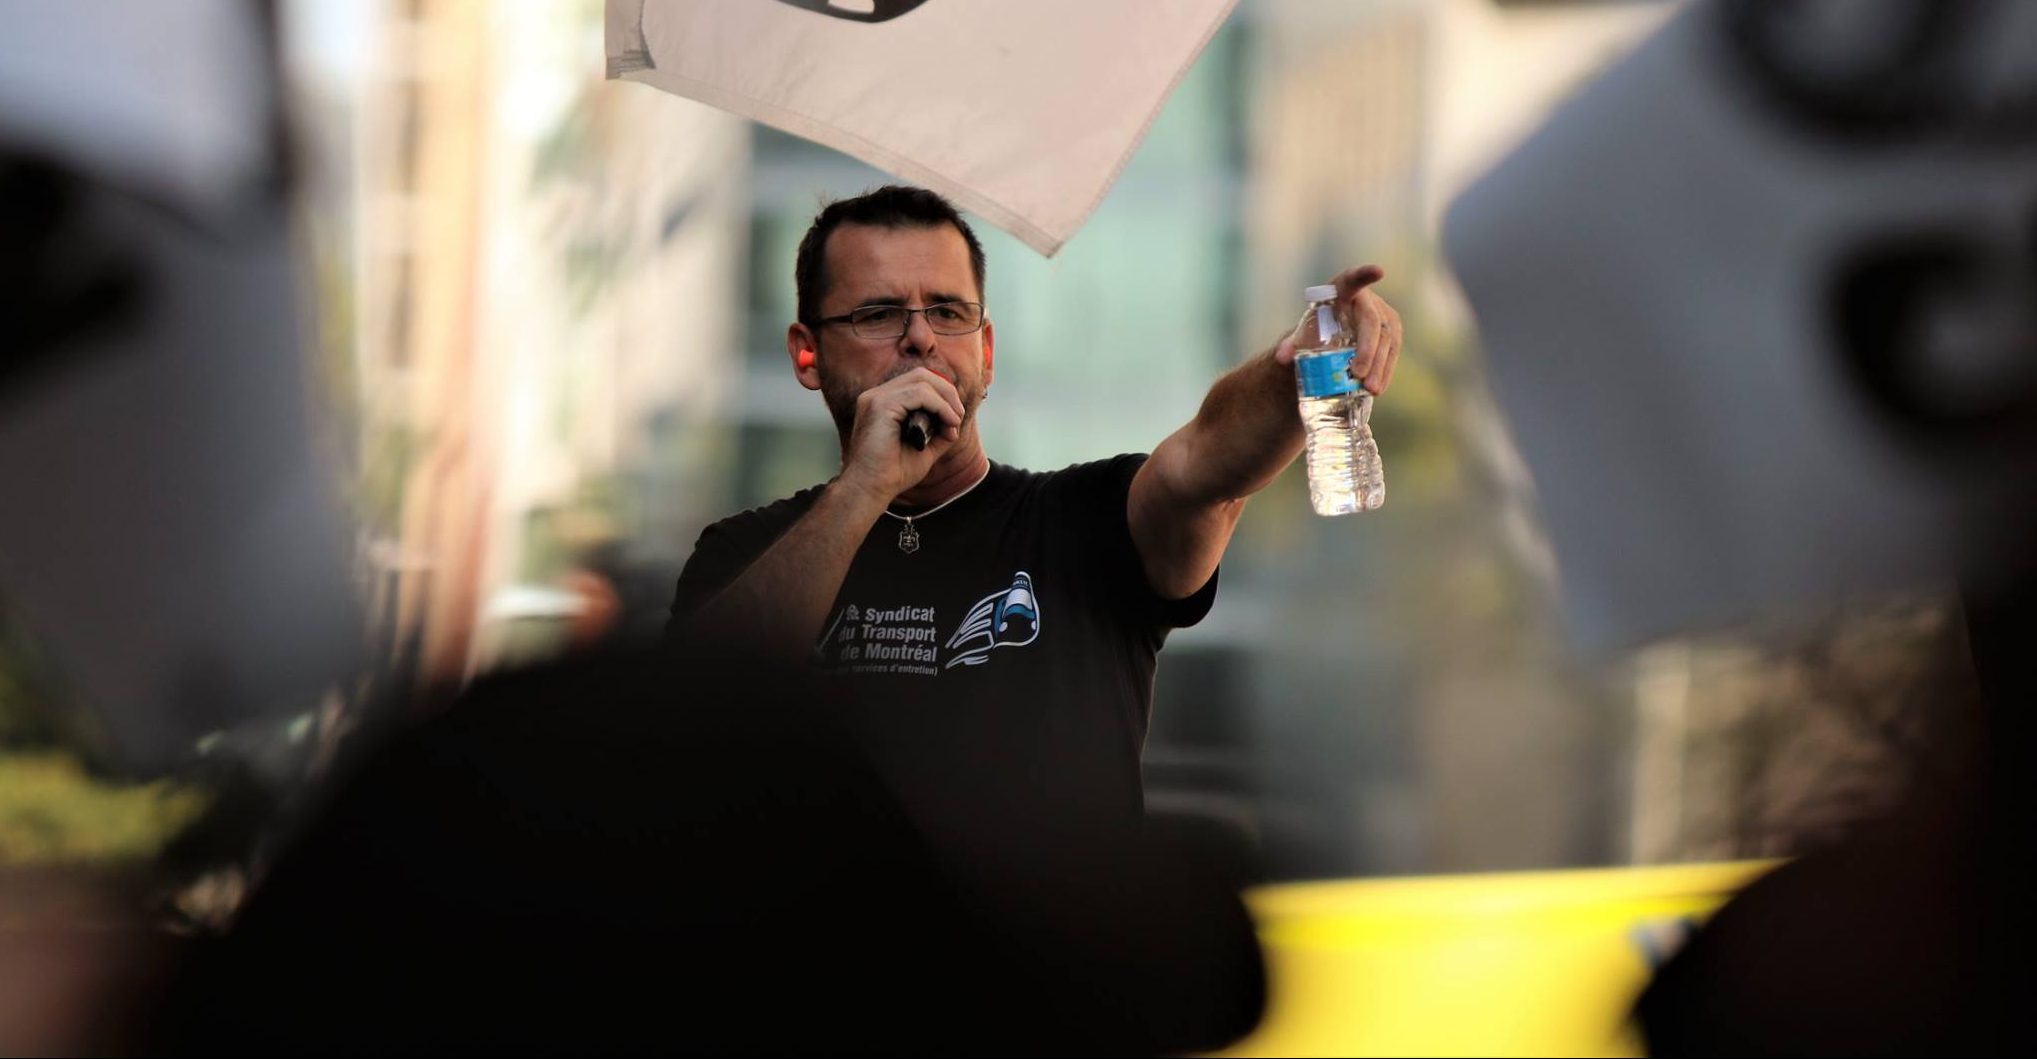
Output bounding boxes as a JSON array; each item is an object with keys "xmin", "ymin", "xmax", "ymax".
[
  {"xmin": 0, "ymin": 753, "xmax": 210, "ymax": 863},
  {"xmin": 0, "ymin": 612, "xmax": 63, "ymax": 749},
  {"xmin": 0, "ymin": 611, "xmax": 209, "ymax": 863}
]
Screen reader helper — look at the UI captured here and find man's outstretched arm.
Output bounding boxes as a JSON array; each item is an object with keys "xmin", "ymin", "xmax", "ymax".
[{"xmin": 1128, "ymin": 266, "xmax": 1401, "ymax": 599}]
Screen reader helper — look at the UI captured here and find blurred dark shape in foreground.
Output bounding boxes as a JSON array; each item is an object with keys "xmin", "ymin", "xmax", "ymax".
[
  {"xmin": 0, "ymin": 154, "xmax": 144, "ymax": 390},
  {"xmin": 0, "ymin": 0, "xmax": 362, "ymax": 779},
  {"xmin": 1448, "ymin": 0, "xmax": 2037, "ymax": 1053},
  {"xmin": 1638, "ymin": 576, "xmax": 2037, "ymax": 1056},
  {"xmin": 144, "ymin": 645, "xmax": 1264, "ymax": 1056},
  {"xmin": 1445, "ymin": 0, "xmax": 2037, "ymax": 657}
]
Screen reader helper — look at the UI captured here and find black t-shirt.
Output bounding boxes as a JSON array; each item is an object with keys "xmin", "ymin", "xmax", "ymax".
[{"xmin": 668, "ymin": 454, "xmax": 1217, "ymax": 862}]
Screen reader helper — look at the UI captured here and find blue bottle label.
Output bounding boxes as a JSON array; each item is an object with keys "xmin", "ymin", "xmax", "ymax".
[{"xmin": 1296, "ymin": 348, "xmax": 1360, "ymax": 398}]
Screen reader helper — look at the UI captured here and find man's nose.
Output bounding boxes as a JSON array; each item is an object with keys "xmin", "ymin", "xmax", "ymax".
[{"xmin": 900, "ymin": 309, "xmax": 938, "ymax": 355}]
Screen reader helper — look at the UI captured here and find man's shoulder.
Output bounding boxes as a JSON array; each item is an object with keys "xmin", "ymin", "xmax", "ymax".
[
  {"xmin": 1023, "ymin": 453, "xmax": 1152, "ymax": 495},
  {"xmin": 702, "ymin": 482, "xmax": 829, "ymax": 541},
  {"xmin": 974, "ymin": 456, "xmax": 1152, "ymax": 534}
]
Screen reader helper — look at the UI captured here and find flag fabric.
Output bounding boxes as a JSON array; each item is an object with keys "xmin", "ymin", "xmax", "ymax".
[{"xmin": 606, "ymin": 0, "xmax": 1238, "ymax": 256}]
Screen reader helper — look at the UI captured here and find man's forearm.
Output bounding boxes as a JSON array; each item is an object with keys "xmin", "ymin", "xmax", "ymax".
[
  {"xmin": 681, "ymin": 480, "xmax": 888, "ymax": 661},
  {"xmin": 1129, "ymin": 343, "xmax": 1303, "ymax": 600},
  {"xmin": 1165, "ymin": 342, "xmax": 1304, "ymax": 505}
]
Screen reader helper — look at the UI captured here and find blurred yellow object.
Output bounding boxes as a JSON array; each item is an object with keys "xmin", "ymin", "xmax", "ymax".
[
  {"xmin": 1213, "ymin": 860, "xmax": 1777, "ymax": 1058},
  {"xmin": 0, "ymin": 752, "xmax": 209, "ymax": 864}
]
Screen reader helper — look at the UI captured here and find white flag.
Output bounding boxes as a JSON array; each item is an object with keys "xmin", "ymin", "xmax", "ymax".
[{"xmin": 606, "ymin": 0, "xmax": 1238, "ymax": 256}]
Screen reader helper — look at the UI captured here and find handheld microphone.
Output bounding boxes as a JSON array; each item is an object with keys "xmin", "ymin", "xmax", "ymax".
[{"xmin": 901, "ymin": 409, "xmax": 934, "ymax": 451}]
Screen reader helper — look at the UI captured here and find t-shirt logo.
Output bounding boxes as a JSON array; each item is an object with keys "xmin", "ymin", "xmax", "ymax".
[{"xmin": 945, "ymin": 570, "xmax": 1040, "ymax": 669}]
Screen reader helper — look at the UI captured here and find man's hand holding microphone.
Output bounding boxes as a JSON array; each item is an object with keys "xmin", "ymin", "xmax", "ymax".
[{"xmin": 835, "ymin": 365, "xmax": 965, "ymax": 507}]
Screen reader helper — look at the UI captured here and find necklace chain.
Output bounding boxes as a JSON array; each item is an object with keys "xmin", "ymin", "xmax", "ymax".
[{"xmin": 880, "ymin": 464, "xmax": 990, "ymax": 553}]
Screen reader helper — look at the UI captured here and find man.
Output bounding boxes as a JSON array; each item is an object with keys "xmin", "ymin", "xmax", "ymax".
[{"xmin": 668, "ymin": 185, "xmax": 1400, "ymax": 865}]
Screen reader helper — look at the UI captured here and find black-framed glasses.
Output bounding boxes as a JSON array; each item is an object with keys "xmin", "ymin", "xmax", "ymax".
[{"xmin": 816, "ymin": 301, "xmax": 986, "ymax": 339}]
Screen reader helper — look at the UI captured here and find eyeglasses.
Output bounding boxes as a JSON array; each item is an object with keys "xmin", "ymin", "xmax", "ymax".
[{"xmin": 816, "ymin": 301, "xmax": 986, "ymax": 339}]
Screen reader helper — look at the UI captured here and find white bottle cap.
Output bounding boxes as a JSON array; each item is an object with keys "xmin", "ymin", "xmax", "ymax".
[{"xmin": 1304, "ymin": 284, "xmax": 1337, "ymax": 302}]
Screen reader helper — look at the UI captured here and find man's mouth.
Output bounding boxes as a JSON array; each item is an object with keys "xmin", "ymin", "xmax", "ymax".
[{"xmin": 886, "ymin": 362, "xmax": 953, "ymax": 385}]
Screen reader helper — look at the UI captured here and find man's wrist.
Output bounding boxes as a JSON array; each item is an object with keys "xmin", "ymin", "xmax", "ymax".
[{"xmin": 823, "ymin": 473, "xmax": 894, "ymax": 520}]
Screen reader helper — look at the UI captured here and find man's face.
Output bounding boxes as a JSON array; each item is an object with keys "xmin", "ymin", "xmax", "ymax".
[{"xmin": 796, "ymin": 222, "xmax": 994, "ymax": 443}]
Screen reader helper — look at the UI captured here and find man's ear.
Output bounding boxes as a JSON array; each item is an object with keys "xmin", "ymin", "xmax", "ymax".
[
  {"xmin": 787, "ymin": 323, "xmax": 821, "ymax": 391},
  {"xmin": 982, "ymin": 319, "xmax": 995, "ymax": 385}
]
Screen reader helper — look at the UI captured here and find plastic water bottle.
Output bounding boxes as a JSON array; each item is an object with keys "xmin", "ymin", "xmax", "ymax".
[{"xmin": 1293, "ymin": 283, "xmax": 1384, "ymax": 515}]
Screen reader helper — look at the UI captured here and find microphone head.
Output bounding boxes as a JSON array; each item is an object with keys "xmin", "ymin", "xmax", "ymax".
[{"xmin": 902, "ymin": 410, "xmax": 932, "ymax": 451}]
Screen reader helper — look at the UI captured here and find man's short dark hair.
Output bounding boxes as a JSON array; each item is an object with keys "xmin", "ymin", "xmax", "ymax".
[{"xmin": 794, "ymin": 185, "xmax": 987, "ymax": 327}]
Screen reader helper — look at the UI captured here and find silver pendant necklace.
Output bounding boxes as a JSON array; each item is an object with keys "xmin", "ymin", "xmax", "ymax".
[{"xmin": 881, "ymin": 464, "xmax": 991, "ymax": 554}]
